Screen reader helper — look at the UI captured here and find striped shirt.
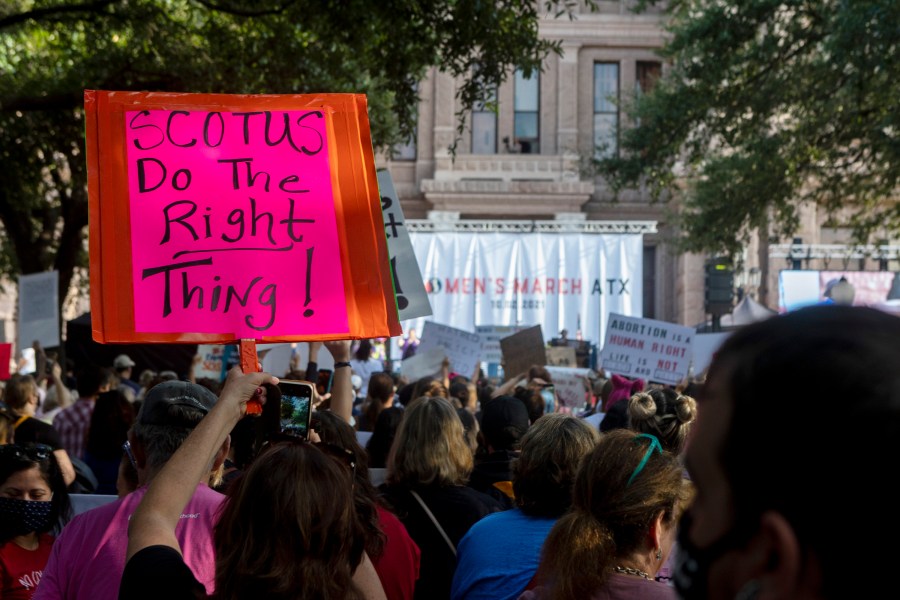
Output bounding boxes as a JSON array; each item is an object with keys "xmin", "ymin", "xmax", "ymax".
[{"xmin": 53, "ymin": 398, "xmax": 95, "ymax": 460}]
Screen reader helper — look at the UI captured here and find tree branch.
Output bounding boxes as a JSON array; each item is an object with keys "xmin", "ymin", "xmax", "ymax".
[
  {"xmin": 189, "ymin": 0, "xmax": 298, "ymax": 18},
  {"xmin": 0, "ymin": 92, "xmax": 83, "ymax": 112},
  {"xmin": 0, "ymin": 0, "xmax": 119, "ymax": 30}
]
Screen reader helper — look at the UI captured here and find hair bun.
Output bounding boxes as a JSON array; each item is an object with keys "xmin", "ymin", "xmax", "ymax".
[
  {"xmin": 674, "ymin": 394, "xmax": 698, "ymax": 424},
  {"xmin": 628, "ymin": 392, "xmax": 657, "ymax": 421}
]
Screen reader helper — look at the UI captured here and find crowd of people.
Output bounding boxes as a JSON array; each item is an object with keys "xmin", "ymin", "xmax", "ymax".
[{"xmin": 0, "ymin": 304, "xmax": 897, "ymax": 599}]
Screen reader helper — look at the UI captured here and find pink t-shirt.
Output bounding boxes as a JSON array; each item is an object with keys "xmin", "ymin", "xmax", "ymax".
[{"xmin": 33, "ymin": 485, "xmax": 224, "ymax": 600}]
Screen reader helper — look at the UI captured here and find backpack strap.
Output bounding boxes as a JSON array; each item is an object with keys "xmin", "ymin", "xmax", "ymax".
[{"xmin": 409, "ymin": 489, "xmax": 457, "ymax": 557}]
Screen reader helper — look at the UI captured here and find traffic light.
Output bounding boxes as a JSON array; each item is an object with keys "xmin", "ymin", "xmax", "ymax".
[{"xmin": 705, "ymin": 257, "xmax": 734, "ymax": 316}]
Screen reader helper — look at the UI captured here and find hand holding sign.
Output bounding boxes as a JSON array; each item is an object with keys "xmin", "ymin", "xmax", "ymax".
[{"xmin": 126, "ymin": 108, "xmax": 344, "ymax": 337}]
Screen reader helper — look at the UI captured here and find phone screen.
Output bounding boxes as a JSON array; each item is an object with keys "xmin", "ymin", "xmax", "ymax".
[
  {"xmin": 278, "ymin": 380, "xmax": 314, "ymax": 439},
  {"xmin": 316, "ymin": 369, "xmax": 334, "ymax": 396},
  {"xmin": 541, "ymin": 386, "xmax": 556, "ymax": 414}
]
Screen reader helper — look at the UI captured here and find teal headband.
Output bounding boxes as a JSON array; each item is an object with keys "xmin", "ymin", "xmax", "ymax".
[{"xmin": 626, "ymin": 433, "xmax": 663, "ymax": 487}]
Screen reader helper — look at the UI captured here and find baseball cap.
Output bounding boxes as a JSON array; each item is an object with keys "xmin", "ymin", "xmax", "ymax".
[
  {"xmin": 480, "ymin": 395, "xmax": 530, "ymax": 451},
  {"xmin": 137, "ymin": 380, "xmax": 218, "ymax": 428},
  {"xmin": 114, "ymin": 354, "xmax": 136, "ymax": 369}
]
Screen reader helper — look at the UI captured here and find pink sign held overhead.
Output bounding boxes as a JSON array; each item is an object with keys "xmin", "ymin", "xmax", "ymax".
[
  {"xmin": 0, "ymin": 343, "xmax": 10, "ymax": 380},
  {"xmin": 125, "ymin": 109, "xmax": 349, "ymax": 338}
]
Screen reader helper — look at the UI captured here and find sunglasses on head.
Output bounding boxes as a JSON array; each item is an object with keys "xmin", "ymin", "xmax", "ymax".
[
  {"xmin": 122, "ymin": 441, "xmax": 138, "ymax": 471},
  {"xmin": 0, "ymin": 443, "xmax": 54, "ymax": 462}
]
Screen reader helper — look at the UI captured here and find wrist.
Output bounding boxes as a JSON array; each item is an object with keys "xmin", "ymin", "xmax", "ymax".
[{"xmin": 334, "ymin": 361, "xmax": 351, "ymax": 369}]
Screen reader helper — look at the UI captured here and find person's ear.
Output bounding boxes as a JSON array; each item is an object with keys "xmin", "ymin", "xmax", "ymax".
[
  {"xmin": 647, "ymin": 510, "xmax": 666, "ymax": 561},
  {"xmin": 747, "ymin": 511, "xmax": 804, "ymax": 600},
  {"xmin": 128, "ymin": 432, "xmax": 147, "ymax": 469}
]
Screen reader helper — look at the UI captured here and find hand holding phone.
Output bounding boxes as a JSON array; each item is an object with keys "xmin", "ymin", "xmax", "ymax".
[{"xmin": 278, "ymin": 379, "xmax": 315, "ymax": 439}]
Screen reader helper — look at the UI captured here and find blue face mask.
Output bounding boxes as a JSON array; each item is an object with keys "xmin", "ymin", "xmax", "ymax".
[{"xmin": 0, "ymin": 496, "xmax": 54, "ymax": 536}]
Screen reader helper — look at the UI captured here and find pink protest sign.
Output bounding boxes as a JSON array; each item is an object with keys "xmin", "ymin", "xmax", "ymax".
[
  {"xmin": 0, "ymin": 343, "xmax": 10, "ymax": 380},
  {"xmin": 125, "ymin": 109, "xmax": 348, "ymax": 338}
]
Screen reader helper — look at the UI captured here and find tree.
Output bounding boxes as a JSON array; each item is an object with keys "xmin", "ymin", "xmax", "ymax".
[
  {"xmin": 598, "ymin": 0, "xmax": 900, "ymax": 258},
  {"xmin": 0, "ymin": 0, "xmax": 586, "ymax": 324}
]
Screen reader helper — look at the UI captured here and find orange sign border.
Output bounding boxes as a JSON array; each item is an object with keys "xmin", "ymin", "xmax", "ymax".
[{"xmin": 85, "ymin": 90, "xmax": 400, "ymax": 343}]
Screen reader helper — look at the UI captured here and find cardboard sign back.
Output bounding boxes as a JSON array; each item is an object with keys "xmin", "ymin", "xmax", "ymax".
[
  {"xmin": 499, "ymin": 325, "xmax": 546, "ymax": 380},
  {"xmin": 85, "ymin": 91, "xmax": 400, "ymax": 343}
]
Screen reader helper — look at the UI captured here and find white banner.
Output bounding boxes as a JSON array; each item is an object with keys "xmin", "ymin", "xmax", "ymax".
[
  {"xmin": 406, "ymin": 232, "xmax": 642, "ymax": 347},
  {"xmin": 18, "ymin": 271, "xmax": 60, "ymax": 349},
  {"xmin": 600, "ymin": 313, "xmax": 693, "ymax": 385}
]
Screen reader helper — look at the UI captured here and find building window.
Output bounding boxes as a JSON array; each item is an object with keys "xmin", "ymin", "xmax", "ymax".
[
  {"xmin": 636, "ymin": 61, "xmax": 662, "ymax": 95},
  {"xmin": 643, "ymin": 245, "xmax": 656, "ymax": 319},
  {"xmin": 393, "ymin": 83, "xmax": 418, "ymax": 160},
  {"xmin": 513, "ymin": 69, "xmax": 539, "ymax": 154},
  {"xmin": 472, "ymin": 86, "xmax": 497, "ymax": 154},
  {"xmin": 392, "ymin": 133, "xmax": 416, "ymax": 161},
  {"xmin": 593, "ymin": 62, "xmax": 619, "ymax": 158}
]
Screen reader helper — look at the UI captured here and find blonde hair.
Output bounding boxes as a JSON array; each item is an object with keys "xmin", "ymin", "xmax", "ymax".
[
  {"xmin": 4, "ymin": 374, "xmax": 37, "ymax": 412},
  {"xmin": 627, "ymin": 389, "xmax": 697, "ymax": 454},
  {"xmin": 386, "ymin": 397, "xmax": 473, "ymax": 487}
]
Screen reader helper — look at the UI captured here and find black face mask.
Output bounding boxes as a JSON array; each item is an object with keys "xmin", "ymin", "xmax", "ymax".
[
  {"xmin": 674, "ymin": 510, "xmax": 752, "ymax": 600},
  {"xmin": 0, "ymin": 497, "xmax": 54, "ymax": 537}
]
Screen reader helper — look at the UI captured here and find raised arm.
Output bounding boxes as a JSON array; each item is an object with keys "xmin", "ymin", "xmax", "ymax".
[
  {"xmin": 465, "ymin": 360, "xmax": 482, "ymax": 412},
  {"xmin": 50, "ymin": 361, "xmax": 73, "ymax": 410},
  {"xmin": 126, "ymin": 368, "xmax": 277, "ymax": 561},
  {"xmin": 324, "ymin": 340, "xmax": 353, "ymax": 424},
  {"xmin": 491, "ymin": 371, "xmax": 528, "ymax": 399},
  {"xmin": 305, "ymin": 341, "xmax": 322, "ymax": 383},
  {"xmin": 440, "ymin": 356, "xmax": 451, "ymax": 392},
  {"xmin": 53, "ymin": 448, "xmax": 76, "ymax": 487}
]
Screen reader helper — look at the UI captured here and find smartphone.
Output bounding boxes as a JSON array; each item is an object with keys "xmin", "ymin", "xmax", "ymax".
[
  {"xmin": 541, "ymin": 385, "xmax": 556, "ymax": 414},
  {"xmin": 277, "ymin": 380, "xmax": 314, "ymax": 439},
  {"xmin": 316, "ymin": 369, "xmax": 334, "ymax": 396}
]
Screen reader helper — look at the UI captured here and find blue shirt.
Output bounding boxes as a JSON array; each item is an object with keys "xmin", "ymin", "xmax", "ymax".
[{"xmin": 450, "ymin": 508, "xmax": 556, "ymax": 600}]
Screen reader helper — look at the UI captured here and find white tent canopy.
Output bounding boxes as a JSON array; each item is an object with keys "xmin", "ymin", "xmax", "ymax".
[{"xmin": 721, "ymin": 295, "xmax": 777, "ymax": 327}]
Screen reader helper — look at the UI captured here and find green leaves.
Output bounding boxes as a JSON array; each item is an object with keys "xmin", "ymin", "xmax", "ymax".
[
  {"xmin": 0, "ymin": 0, "xmax": 586, "ymax": 305},
  {"xmin": 599, "ymin": 0, "xmax": 900, "ymax": 257}
]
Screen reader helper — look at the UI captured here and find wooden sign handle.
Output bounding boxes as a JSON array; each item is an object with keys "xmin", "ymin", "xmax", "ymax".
[{"xmin": 240, "ymin": 339, "xmax": 263, "ymax": 416}]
